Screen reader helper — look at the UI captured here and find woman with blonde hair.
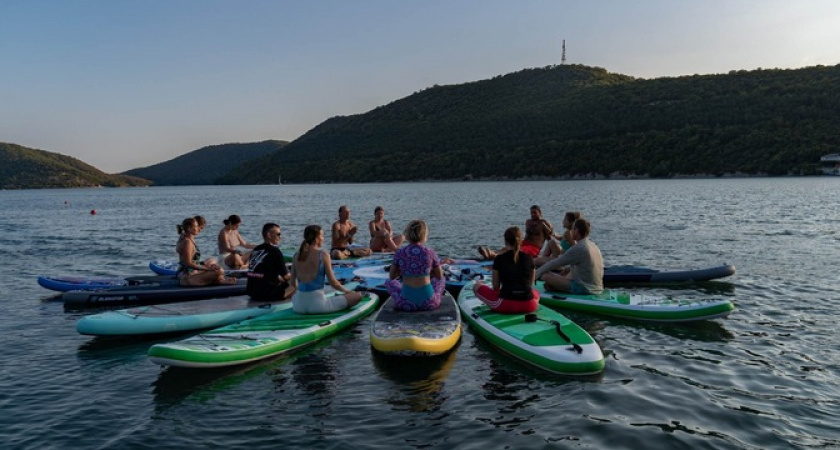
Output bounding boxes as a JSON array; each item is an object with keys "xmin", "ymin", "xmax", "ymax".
[
  {"xmin": 290, "ymin": 225, "xmax": 362, "ymax": 314},
  {"xmin": 385, "ymin": 220, "xmax": 446, "ymax": 311}
]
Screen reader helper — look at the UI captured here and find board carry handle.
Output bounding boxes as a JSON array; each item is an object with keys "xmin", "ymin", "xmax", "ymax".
[{"xmin": 524, "ymin": 313, "xmax": 582, "ymax": 354}]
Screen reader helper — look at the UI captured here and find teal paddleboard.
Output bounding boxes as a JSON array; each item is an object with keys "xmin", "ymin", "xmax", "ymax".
[
  {"xmin": 76, "ymin": 296, "xmax": 285, "ymax": 336},
  {"xmin": 536, "ymin": 281, "xmax": 734, "ymax": 322},
  {"xmin": 148, "ymin": 286, "xmax": 379, "ymax": 368}
]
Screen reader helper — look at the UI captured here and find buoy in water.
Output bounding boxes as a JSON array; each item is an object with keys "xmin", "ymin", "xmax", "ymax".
[{"xmin": 90, "ymin": 209, "xmax": 96, "ymax": 215}]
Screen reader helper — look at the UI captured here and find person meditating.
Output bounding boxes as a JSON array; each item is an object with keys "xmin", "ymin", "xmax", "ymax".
[
  {"xmin": 479, "ymin": 205, "xmax": 554, "ymax": 260},
  {"xmin": 535, "ymin": 218, "xmax": 604, "ymax": 295},
  {"xmin": 291, "ymin": 225, "xmax": 362, "ymax": 314},
  {"xmin": 385, "ymin": 220, "xmax": 446, "ymax": 311},
  {"xmin": 368, "ymin": 206, "xmax": 404, "ymax": 252},
  {"xmin": 535, "ymin": 211, "xmax": 581, "ymax": 266},
  {"xmin": 330, "ymin": 205, "xmax": 373, "ymax": 260},
  {"xmin": 472, "ymin": 226, "xmax": 539, "ymax": 314},
  {"xmin": 218, "ymin": 214, "xmax": 257, "ymax": 270},
  {"xmin": 175, "ymin": 217, "xmax": 235, "ymax": 287}
]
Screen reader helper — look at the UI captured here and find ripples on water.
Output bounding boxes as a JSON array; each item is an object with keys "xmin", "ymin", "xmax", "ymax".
[{"xmin": 1, "ymin": 178, "xmax": 839, "ymax": 449}]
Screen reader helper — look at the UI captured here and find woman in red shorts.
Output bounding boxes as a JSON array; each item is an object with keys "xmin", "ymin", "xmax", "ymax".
[{"xmin": 472, "ymin": 226, "xmax": 539, "ymax": 314}]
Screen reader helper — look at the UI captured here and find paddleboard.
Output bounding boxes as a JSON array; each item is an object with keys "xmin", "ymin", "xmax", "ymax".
[
  {"xmin": 38, "ymin": 274, "xmax": 180, "ymax": 292},
  {"xmin": 76, "ymin": 296, "xmax": 286, "ymax": 336},
  {"xmin": 352, "ymin": 263, "xmax": 486, "ymax": 298},
  {"xmin": 148, "ymin": 285, "xmax": 379, "ymax": 368},
  {"xmin": 149, "ymin": 260, "xmax": 251, "ymax": 277},
  {"xmin": 63, "ymin": 278, "xmax": 247, "ymax": 310},
  {"xmin": 602, "ymin": 263, "xmax": 736, "ymax": 283},
  {"xmin": 370, "ymin": 292, "xmax": 461, "ymax": 356},
  {"xmin": 458, "ymin": 281, "xmax": 604, "ymax": 375},
  {"xmin": 535, "ymin": 281, "xmax": 734, "ymax": 322},
  {"xmin": 444, "ymin": 259, "xmax": 734, "ymax": 286}
]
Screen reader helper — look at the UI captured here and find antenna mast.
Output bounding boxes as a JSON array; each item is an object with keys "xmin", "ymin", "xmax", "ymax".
[{"xmin": 561, "ymin": 39, "xmax": 567, "ymax": 65}]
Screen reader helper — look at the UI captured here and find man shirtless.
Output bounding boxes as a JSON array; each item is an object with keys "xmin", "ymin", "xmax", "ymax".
[
  {"xmin": 330, "ymin": 205, "xmax": 373, "ymax": 260},
  {"xmin": 478, "ymin": 205, "xmax": 553, "ymax": 260},
  {"xmin": 522, "ymin": 205, "xmax": 554, "ymax": 258}
]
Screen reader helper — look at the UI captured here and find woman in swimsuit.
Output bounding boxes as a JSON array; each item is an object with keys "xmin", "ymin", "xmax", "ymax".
[
  {"xmin": 473, "ymin": 226, "xmax": 539, "ymax": 314},
  {"xmin": 176, "ymin": 217, "xmax": 235, "ymax": 287},
  {"xmin": 368, "ymin": 206, "xmax": 405, "ymax": 252},
  {"xmin": 386, "ymin": 220, "xmax": 446, "ymax": 311},
  {"xmin": 290, "ymin": 225, "xmax": 362, "ymax": 314}
]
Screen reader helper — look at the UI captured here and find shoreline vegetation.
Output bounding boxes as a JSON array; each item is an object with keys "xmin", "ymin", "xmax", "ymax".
[
  {"xmin": 0, "ymin": 172, "xmax": 822, "ymax": 191},
  {"xmin": 4, "ymin": 63, "xmax": 839, "ymax": 190}
]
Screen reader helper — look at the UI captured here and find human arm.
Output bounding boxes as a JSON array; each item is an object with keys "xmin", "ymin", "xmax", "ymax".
[
  {"xmin": 289, "ymin": 258, "xmax": 298, "ymax": 289},
  {"xmin": 534, "ymin": 245, "xmax": 582, "ymax": 279},
  {"xmin": 540, "ymin": 220, "xmax": 554, "ymax": 240},
  {"xmin": 234, "ymin": 231, "xmax": 257, "ymax": 252},
  {"xmin": 276, "ymin": 250, "xmax": 291, "ymax": 282},
  {"xmin": 332, "ymin": 221, "xmax": 349, "ymax": 247},
  {"xmin": 389, "ymin": 261, "xmax": 401, "ymax": 280},
  {"xmin": 323, "ymin": 252, "xmax": 352, "ymax": 294},
  {"xmin": 430, "ymin": 248, "xmax": 443, "ymax": 279},
  {"xmin": 380, "ymin": 220, "xmax": 392, "ymax": 237},
  {"xmin": 347, "ymin": 221, "xmax": 358, "ymax": 244},
  {"xmin": 491, "ymin": 269, "xmax": 501, "ymax": 291}
]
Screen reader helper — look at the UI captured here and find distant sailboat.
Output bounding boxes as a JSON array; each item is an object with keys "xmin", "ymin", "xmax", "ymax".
[{"xmin": 278, "ymin": 174, "xmax": 282, "ymax": 185}]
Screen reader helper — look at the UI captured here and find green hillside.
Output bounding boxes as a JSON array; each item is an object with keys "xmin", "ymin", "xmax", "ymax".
[
  {"xmin": 0, "ymin": 142, "xmax": 150, "ymax": 189},
  {"xmin": 219, "ymin": 64, "xmax": 840, "ymax": 183},
  {"xmin": 123, "ymin": 140, "xmax": 288, "ymax": 185}
]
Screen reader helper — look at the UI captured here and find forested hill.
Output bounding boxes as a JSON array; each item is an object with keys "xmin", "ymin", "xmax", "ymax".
[
  {"xmin": 123, "ymin": 140, "xmax": 287, "ymax": 185},
  {"xmin": 0, "ymin": 142, "xmax": 150, "ymax": 189},
  {"xmin": 219, "ymin": 64, "xmax": 840, "ymax": 184}
]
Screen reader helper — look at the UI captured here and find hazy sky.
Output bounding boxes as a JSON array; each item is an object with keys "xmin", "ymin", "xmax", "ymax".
[{"xmin": 2, "ymin": 1, "xmax": 839, "ymax": 173}]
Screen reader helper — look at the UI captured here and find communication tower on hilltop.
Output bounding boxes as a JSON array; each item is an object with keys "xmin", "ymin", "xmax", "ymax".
[{"xmin": 561, "ymin": 39, "xmax": 566, "ymax": 65}]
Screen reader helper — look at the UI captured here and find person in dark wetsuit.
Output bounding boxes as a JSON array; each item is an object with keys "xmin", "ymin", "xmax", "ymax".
[{"xmin": 247, "ymin": 223, "xmax": 295, "ymax": 301}]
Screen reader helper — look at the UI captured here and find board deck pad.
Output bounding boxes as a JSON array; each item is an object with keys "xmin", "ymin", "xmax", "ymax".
[{"xmin": 371, "ymin": 292, "xmax": 460, "ymax": 355}]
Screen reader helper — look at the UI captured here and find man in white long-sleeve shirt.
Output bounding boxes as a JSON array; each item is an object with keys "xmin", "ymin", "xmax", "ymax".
[{"xmin": 534, "ymin": 219, "xmax": 603, "ymax": 295}]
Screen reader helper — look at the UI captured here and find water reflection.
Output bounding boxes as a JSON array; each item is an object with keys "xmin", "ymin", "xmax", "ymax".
[
  {"xmin": 152, "ymin": 362, "xmax": 275, "ymax": 411},
  {"xmin": 372, "ymin": 344, "xmax": 458, "ymax": 412},
  {"xmin": 577, "ymin": 313, "xmax": 736, "ymax": 343},
  {"xmin": 290, "ymin": 353, "xmax": 338, "ymax": 397},
  {"xmin": 77, "ymin": 334, "xmax": 173, "ymax": 357},
  {"xmin": 606, "ymin": 280, "xmax": 736, "ymax": 295}
]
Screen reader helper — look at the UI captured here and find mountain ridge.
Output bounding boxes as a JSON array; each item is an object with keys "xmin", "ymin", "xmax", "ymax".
[{"xmin": 219, "ymin": 63, "xmax": 840, "ymax": 183}]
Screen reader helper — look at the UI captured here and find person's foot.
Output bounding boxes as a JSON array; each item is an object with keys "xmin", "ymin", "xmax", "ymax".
[{"xmin": 220, "ymin": 276, "xmax": 237, "ymax": 285}]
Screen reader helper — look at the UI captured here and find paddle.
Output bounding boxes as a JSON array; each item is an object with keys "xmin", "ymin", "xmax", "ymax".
[{"xmin": 524, "ymin": 313, "xmax": 583, "ymax": 354}]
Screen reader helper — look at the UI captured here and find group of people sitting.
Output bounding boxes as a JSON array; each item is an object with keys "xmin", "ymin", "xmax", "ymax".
[
  {"xmin": 173, "ymin": 203, "xmax": 603, "ymax": 317},
  {"xmin": 473, "ymin": 206, "xmax": 603, "ymax": 314}
]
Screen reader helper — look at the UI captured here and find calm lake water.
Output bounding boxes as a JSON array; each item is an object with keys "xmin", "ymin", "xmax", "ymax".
[{"xmin": 1, "ymin": 179, "xmax": 838, "ymax": 449}]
